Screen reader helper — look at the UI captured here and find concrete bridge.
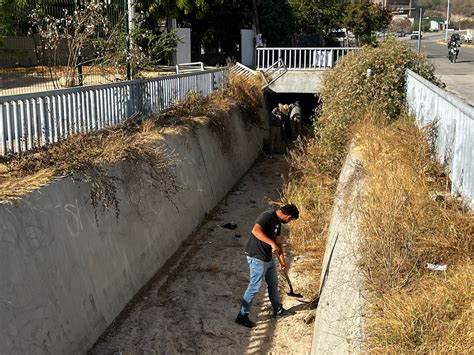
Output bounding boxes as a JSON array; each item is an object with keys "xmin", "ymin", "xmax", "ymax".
[{"xmin": 234, "ymin": 47, "xmax": 360, "ymax": 93}]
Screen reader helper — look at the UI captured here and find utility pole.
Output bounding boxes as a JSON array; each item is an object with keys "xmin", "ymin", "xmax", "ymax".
[
  {"xmin": 417, "ymin": 7, "xmax": 422, "ymax": 53},
  {"xmin": 128, "ymin": 0, "xmax": 135, "ymax": 40},
  {"xmin": 445, "ymin": 0, "xmax": 450, "ymax": 42},
  {"xmin": 409, "ymin": 0, "xmax": 412, "ymax": 18},
  {"xmin": 125, "ymin": 0, "xmax": 135, "ymax": 80}
]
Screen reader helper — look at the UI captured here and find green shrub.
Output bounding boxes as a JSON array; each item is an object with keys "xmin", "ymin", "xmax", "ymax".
[{"xmin": 315, "ymin": 39, "xmax": 443, "ymax": 175}]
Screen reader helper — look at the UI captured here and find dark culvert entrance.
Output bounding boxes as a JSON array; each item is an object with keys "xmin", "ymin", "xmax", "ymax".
[{"xmin": 263, "ymin": 92, "xmax": 321, "ymax": 152}]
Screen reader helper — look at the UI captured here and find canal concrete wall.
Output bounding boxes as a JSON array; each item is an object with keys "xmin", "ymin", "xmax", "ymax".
[
  {"xmin": 0, "ymin": 107, "xmax": 265, "ymax": 354},
  {"xmin": 311, "ymin": 145, "xmax": 366, "ymax": 354}
]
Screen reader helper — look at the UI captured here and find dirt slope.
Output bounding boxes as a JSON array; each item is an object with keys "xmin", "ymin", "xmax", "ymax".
[{"xmin": 89, "ymin": 155, "xmax": 317, "ymax": 354}]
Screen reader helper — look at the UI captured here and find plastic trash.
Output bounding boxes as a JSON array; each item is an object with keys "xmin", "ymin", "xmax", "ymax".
[{"xmin": 426, "ymin": 263, "xmax": 448, "ymax": 271}]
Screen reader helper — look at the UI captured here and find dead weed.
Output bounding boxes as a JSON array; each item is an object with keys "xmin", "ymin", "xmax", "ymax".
[
  {"xmin": 1, "ymin": 121, "xmax": 180, "ymax": 222},
  {"xmin": 356, "ymin": 120, "xmax": 473, "ymax": 353}
]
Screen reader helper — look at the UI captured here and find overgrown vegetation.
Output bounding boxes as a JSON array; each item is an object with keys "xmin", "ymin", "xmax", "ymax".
[
  {"xmin": 356, "ymin": 121, "xmax": 473, "ymax": 352},
  {"xmin": 281, "ymin": 39, "xmax": 472, "ymax": 352},
  {"xmin": 160, "ymin": 71, "xmax": 263, "ymax": 127},
  {"xmin": 316, "ymin": 39, "xmax": 443, "ymax": 176},
  {"xmin": 1, "ymin": 120, "xmax": 180, "ymax": 222},
  {"xmin": 158, "ymin": 71, "xmax": 264, "ymax": 152},
  {"xmin": 283, "ymin": 38, "xmax": 441, "ymax": 266}
]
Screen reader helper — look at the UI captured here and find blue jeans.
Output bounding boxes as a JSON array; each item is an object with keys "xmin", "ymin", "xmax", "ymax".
[{"xmin": 239, "ymin": 256, "xmax": 282, "ymax": 316}]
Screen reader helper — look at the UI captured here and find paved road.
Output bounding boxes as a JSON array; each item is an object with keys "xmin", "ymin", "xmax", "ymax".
[{"xmin": 401, "ymin": 32, "xmax": 474, "ymax": 106}]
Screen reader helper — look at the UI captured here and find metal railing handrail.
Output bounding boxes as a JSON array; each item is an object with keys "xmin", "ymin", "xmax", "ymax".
[
  {"xmin": 258, "ymin": 46, "xmax": 358, "ymax": 50},
  {"xmin": 0, "ymin": 68, "xmax": 227, "ymax": 156},
  {"xmin": 256, "ymin": 47, "xmax": 360, "ymax": 71},
  {"xmin": 0, "ymin": 68, "xmax": 224, "ymax": 102},
  {"xmin": 262, "ymin": 58, "xmax": 288, "ymax": 89}
]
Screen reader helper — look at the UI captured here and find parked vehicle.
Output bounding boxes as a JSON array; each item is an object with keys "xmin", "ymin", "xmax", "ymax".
[
  {"xmin": 396, "ymin": 30, "xmax": 406, "ymax": 37},
  {"xmin": 410, "ymin": 31, "xmax": 422, "ymax": 40},
  {"xmin": 464, "ymin": 29, "xmax": 472, "ymax": 43}
]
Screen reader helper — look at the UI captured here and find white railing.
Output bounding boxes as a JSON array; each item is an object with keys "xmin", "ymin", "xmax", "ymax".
[
  {"xmin": 230, "ymin": 62, "xmax": 256, "ymax": 79},
  {"xmin": 261, "ymin": 58, "xmax": 287, "ymax": 88},
  {"xmin": 406, "ymin": 69, "xmax": 474, "ymax": 210},
  {"xmin": 0, "ymin": 68, "xmax": 226, "ymax": 156},
  {"xmin": 256, "ymin": 47, "xmax": 360, "ymax": 70}
]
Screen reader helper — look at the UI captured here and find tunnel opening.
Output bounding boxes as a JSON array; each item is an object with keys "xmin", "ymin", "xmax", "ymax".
[{"xmin": 263, "ymin": 92, "xmax": 321, "ymax": 141}]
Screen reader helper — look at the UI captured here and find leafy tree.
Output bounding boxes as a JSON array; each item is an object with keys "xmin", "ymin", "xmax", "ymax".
[
  {"xmin": 0, "ymin": 0, "xmax": 28, "ymax": 35},
  {"xmin": 257, "ymin": 0, "xmax": 294, "ymax": 46},
  {"xmin": 411, "ymin": 19, "xmax": 431, "ymax": 32},
  {"xmin": 343, "ymin": 0, "xmax": 391, "ymax": 45},
  {"xmin": 288, "ymin": 0, "xmax": 346, "ymax": 36},
  {"xmin": 140, "ymin": 0, "xmax": 209, "ymax": 20},
  {"xmin": 29, "ymin": 0, "xmax": 180, "ymax": 86},
  {"xmin": 29, "ymin": 1, "xmax": 110, "ymax": 87}
]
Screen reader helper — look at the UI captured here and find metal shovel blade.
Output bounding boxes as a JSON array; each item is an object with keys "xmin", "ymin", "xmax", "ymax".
[{"xmin": 282, "ymin": 270, "xmax": 303, "ymax": 298}]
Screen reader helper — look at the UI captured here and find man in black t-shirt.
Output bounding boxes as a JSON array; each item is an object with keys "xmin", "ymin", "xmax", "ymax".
[{"xmin": 235, "ymin": 204, "xmax": 300, "ymax": 328}]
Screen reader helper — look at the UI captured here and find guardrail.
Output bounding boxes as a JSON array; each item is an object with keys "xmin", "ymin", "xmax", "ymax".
[
  {"xmin": 0, "ymin": 68, "xmax": 227, "ymax": 156},
  {"xmin": 406, "ymin": 69, "xmax": 474, "ymax": 209},
  {"xmin": 256, "ymin": 47, "xmax": 360, "ymax": 70}
]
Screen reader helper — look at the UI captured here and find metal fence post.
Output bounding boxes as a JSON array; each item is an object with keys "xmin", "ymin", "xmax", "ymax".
[{"xmin": 0, "ymin": 105, "xmax": 5, "ymax": 155}]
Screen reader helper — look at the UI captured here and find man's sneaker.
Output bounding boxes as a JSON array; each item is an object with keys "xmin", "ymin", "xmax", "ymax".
[
  {"xmin": 273, "ymin": 307, "xmax": 294, "ymax": 317},
  {"xmin": 235, "ymin": 313, "xmax": 256, "ymax": 328}
]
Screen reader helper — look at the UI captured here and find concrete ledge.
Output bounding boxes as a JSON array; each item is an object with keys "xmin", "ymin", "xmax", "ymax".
[
  {"xmin": 0, "ymin": 107, "xmax": 265, "ymax": 353},
  {"xmin": 266, "ymin": 71, "xmax": 325, "ymax": 93},
  {"xmin": 311, "ymin": 145, "xmax": 366, "ymax": 354}
]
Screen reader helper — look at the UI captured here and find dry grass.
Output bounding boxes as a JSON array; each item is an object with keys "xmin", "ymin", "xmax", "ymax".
[
  {"xmin": 1, "ymin": 120, "xmax": 180, "ymax": 220},
  {"xmin": 0, "ymin": 71, "xmax": 264, "ymax": 213},
  {"xmin": 355, "ymin": 120, "xmax": 473, "ymax": 352},
  {"xmin": 279, "ymin": 136, "xmax": 339, "ymax": 301},
  {"xmin": 225, "ymin": 71, "xmax": 264, "ymax": 112},
  {"xmin": 281, "ymin": 138, "xmax": 337, "ymax": 254},
  {"xmin": 356, "ymin": 121, "xmax": 472, "ymax": 291},
  {"xmin": 367, "ymin": 264, "xmax": 473, "ymax": 353},
  {"xmin": 159, "ymin": 72, "xmax": 263, "ymax": 128},
  {"xmin": 157, "ymin": 72, "xmax": 264, "ymax": 152},
  {"xmin": 0, "ymin": 166, "xmax": 54, "ymax": 201}
]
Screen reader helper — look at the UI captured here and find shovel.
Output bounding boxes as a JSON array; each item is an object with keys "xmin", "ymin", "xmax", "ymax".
[
  {"xmin": 281, "ymin": 270, "xmax": 303, "ymax": 298},
  {"xmin": 281, "ymin": 122, "xmax": 290, "ymax": 153}
]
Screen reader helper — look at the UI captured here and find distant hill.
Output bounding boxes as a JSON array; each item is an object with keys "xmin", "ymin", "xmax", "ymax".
[{"xmin": 416, "ymin": 0, "xmax": 474, "ymax": 17}]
